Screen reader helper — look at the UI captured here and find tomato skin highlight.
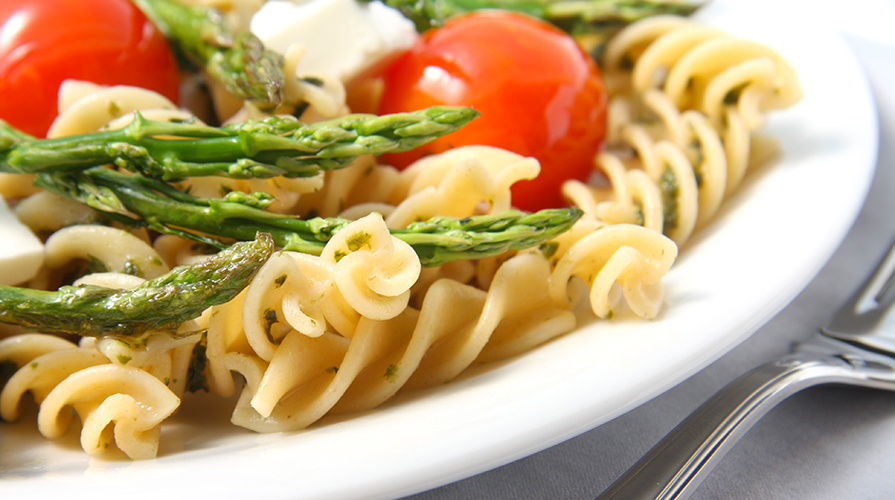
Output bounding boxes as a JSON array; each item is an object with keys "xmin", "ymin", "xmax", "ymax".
[
  {"xmin": 377, "ymin": 11, "xmax": 607, "ymax": 211},
  {"xmin": 0, "ymin": 0, "xmax": 181, "ymax": 137}
]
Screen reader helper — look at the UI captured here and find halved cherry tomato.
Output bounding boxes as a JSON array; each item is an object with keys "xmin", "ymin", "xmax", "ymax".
[
  {"xmin": 377, "ymin": 11, "xmax": 607, "ymax": 211},
  {"xmin": 0, "ymin": 0, "xmax": 181, "ymax": 137}
]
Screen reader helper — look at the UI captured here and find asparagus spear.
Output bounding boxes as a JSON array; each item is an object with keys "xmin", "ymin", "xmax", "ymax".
[
  {"xmin": 371, "ymin": 0, "xmax": 701, "ymax": 56},
  {"xmin": 131, "ymin": 0, "xmax": 286, "ymax": 110},
  {"xmin": 376, "ymin": 0, "xmax": 700, "ymax": 31},
  {"xmin": 0, "ymin": 107, "xmax": 478, "ymax": 181},
  {"xmin": 0, "ymin": 234, "xmax": 274, "ymax": 337},
  {"xmin": 35, "ymin": 167, "xmax": 582, "ymax": 267}
]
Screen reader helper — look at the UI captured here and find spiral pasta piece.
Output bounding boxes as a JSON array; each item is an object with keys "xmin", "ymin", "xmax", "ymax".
[
  {"xmin": 573, "ymin": 16, "xmax": 802, "ymax": 246},
  {"xmin": 321, "ymin": 213, "xmax": 422, "ymax": 320},
  {"xmin": 43, "ymin": 225, "xmax": 170, "ymax": 279},
  {"xmin": 36, "ymin": 364, "xmax": 180, "ymax": 459},
  {"xmin": 548, "ymin": 223, "xmax": 678, "ymax": 319},
  {"xmin": 603, "ymin": 15, "xmax": 802, "ymax": 120},
  {"xmin": 47, "ymin": 81, "xmax": 180, "ymax": 138},
  {"xmin": 384, "ymin": 146, "xmax": 540, "ymax": 227},
  {"xmin": 1, "ymin": 345, "xmax": 109, "ymax": 422}
]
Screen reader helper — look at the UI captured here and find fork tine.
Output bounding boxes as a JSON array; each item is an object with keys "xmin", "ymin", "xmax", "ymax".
[{"xmin": 823, "ymin": 235, "xmax": 895, "ymax": 339}]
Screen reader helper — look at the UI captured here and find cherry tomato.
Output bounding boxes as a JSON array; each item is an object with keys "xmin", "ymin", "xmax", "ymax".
[
  {"xmin": 377, "ymin": 11, "xmax": 607, "ymax": 211},
  {"xmin": 0, "ymin": 0, "xmax": 181, "ymax": 137}
]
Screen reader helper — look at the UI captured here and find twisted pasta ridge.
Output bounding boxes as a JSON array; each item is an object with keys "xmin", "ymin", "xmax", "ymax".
[
  {"xmin": 567, "ymin": 16, "xmax": 801, "ymax": 246},
  {"xmin": 0, "ymin": 333, "xmax": 183, "ymax": 459},
  {"xmin": 602, "ymin": 15, "xmax": 802, "ymax": 122},
  {"xmin": 223, "ymin": 250, "xmax": 578, "ymax": 432},
  {"xmin": 544, "ymin": 221, "xmax": 678, "ymax": 320},
  {"xmin": 211, "ymin": 217, "xmax": 675, "ymax": 433},
  {"xmin": 36, "ymin": 364, "xmax": 180, "ymax": 459}
]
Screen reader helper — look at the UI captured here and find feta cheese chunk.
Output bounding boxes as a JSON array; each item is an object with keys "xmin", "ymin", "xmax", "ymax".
[
  {"xmin": 0, "ymin": 197, "xmax": 44, "ymax": 286},
  {"xmin": 250, "ymin": 0, "xmax": 418, "ymax": 83}
]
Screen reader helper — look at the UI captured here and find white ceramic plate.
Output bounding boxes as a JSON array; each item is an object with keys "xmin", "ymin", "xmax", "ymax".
[{"xmin": 0, "ymin": 1, "xmax": 878, "ymax": 498}]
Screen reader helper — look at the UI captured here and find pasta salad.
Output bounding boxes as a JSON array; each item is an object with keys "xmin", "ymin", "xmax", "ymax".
[{"xmin": 0, "ymin": 0, "xmax": 801, "ymax": 459}]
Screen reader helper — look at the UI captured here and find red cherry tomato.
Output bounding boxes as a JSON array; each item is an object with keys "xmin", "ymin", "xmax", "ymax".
[
  {"xmin": 0, "ymin": 0, "xmax": 181, "ymax": 137},
  {"xmin": 377, "ymin": 11, "xmax": 607, "ymax": 211}
]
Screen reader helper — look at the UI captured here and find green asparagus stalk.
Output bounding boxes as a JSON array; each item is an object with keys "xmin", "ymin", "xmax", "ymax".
[
  {"xmin": 131, "ymin": 0, "xmax": 286, "ymax": 110},
  {"xmin": 377, "ymin": 0, "xmax": 700, "ymax": 31},
  {"xmin": 35, "ymin": 167, "xmax": 582, "ymax": 267},
  {"xmin": 372, "ymin": 0, "xmax": 701, "ymax": 56},
  {"xmin": 0, "ymin": 234, "xmax": 274, "ymax": 337},
  {"xmin": 0, "ymin": 107, "xmax": 478, "ymax": 181}
]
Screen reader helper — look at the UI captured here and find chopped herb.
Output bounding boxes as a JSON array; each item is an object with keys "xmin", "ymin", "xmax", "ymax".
[
  {"xmin": 186, "ymin": 339, "xmax": 209, "ymax": 393},
  {"xmin": 108, "ymin": 101, "xmax": 121, "ymax": 118},
  {"xmin": 384, "ymin": 364, "xmax": 399, "ymax": 382},
  {"xmin": 263, "ymin": 309, "xmax": 279, "ymax": 344},
  {"xmin": 116, "ymin": 355, "xmax": 132, "ymax": 365},
  {"xmin": 346, "ymin": 231, "xmax": 372, "ymax": 252},
  {"xmin": 658, "ymin": 166, "xmax": 679, "ymax": 233},
  {"xmin": 539, "ymin": 241, "xmax": 559, "ymax": 259},
  {"xmin": 274, "ymin": 274, "xmax": 287, "ymax": 287}
]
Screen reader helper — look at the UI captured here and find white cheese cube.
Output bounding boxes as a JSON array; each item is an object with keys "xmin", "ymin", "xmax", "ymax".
[
  {"xmin": 0, "ymin": 197, "xmax": 44, "ymax": 286},
  {"xmin": 250, "ymin": 0, "xmax": 418, "ymax": 83}
]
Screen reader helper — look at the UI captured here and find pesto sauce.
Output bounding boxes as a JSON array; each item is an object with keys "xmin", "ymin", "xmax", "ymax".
[
  {"xmin": 186, "ymin": 339, "xmax": 209, "ymax": 393},
  {"xmin": 538, "ymin": 241, "xmax": 559, "ymax": 260},
  {"xmin": 274, "ymin": 274, "xmax": 288, "ymax": 287},
  {"xmin": 263, "ymin": 309, "xmax": 279, "ymax": 344},
  {"xmin": 384, "ymin": 364, "xmax": 399, "ymax": 382},
  {"xmin": 346, "ymin": 231, "xmax": 372, "ymax": 252},
  {"xmin": 659, "ymin": 166, "xmax": 680, "ymax": 234}
]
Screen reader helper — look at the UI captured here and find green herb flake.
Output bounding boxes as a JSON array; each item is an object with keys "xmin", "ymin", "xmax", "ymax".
[
  {"xmin": 384, "ymin": 364, "xmax": 399, "ymax": 382},
  {"xmin": 116, "ymin": 355, "xmax": 132, "ymax": 365},
  {"xmin": 539, "ymin": 241, "xmax": 559, "ymax": 259},
  {"xmin": 346, "ymin": 231, "xmax": 372, "ymax": 252},
  {"xmin": 274, "ymin": 274, "xmax": 287, "ymax": 287},
  {"xmin": 263, "ymin": 309, "xmax": 279, "ymax": 344},
  {"xmin": 658, "ymin": 166, "xmax": 680, "ymax": 233},
  {"xmin": 186, "ymin": 339, "xmax": 209, "ymax": 393}
]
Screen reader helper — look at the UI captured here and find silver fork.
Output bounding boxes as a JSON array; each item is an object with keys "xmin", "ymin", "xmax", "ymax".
[{"xmin": 595, "ymin": 236, "xmax": 895, "ymax": 500}]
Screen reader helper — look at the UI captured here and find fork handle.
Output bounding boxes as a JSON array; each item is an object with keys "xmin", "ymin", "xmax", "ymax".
[{"xmin": 596, "ymin": 352, "xmax": 895, "ymax": 500}]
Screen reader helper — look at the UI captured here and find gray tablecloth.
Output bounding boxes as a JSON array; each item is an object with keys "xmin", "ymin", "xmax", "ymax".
[{"xmin": 405, "ymin": 4, "xmax": 895, "ymax": 499}]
